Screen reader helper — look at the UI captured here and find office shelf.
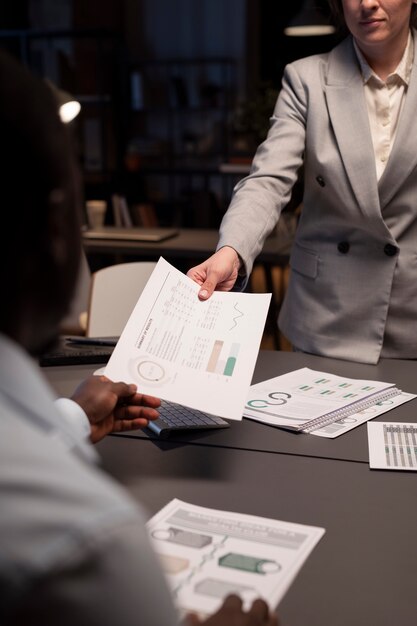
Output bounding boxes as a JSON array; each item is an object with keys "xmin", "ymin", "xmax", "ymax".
[
  {"xmin": 0, "ymin": 28, "xmax": 127, "ymax": 205},
  {"xmin": 125, "ymin": 57, "xmax": 240, "ymax": 227}
]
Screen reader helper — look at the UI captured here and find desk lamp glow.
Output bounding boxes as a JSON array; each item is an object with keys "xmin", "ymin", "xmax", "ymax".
[
  {"xmin": 58, "ymin": 96, "xmax": 81, "ymax": 124},
  {"xmin": 45, "ymin": 79, "xmax": 81, "ymax": 123},
  {"xmin": 284, "ymin": 0, "xmax": 336, "ymax": 36}
]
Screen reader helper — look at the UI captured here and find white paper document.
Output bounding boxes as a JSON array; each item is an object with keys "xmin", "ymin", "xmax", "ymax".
[
  {"xmin": 244, "ymin": 368, "xmax": 400, "ymax": 432},
  {"xmin": 104, "ymin": 257, "xmax": 271, "ymax": 420},
  {"xmin": 310, "ymin": 391, "xmax": 416, "ymax": 438},
  {"xmin": 367, "ymin": 421, "xmax": 417, "ymax": 470},
  {"xmin": 147, "ymin": 499, "xmax": 325, "ymax": 617}
]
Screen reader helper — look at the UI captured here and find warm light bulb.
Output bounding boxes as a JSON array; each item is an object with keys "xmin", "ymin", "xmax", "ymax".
[
  {"xmin": 59, "ymin": 100, "xmax": 81, "ymax": 123},
  {"xmin": 284, "ymin": 24, "xmax": 335, "ymax": 36}
]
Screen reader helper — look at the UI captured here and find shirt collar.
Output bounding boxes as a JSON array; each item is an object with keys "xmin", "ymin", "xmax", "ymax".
[{"xmin": 353, "ymin": 31, "xmax": 414, "ymax": 85}]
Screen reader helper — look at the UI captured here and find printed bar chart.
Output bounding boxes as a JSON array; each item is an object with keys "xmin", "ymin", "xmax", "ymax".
[
  {"xmin": 368, "ymin": 421, "xmax": 417, "ymax": 470},
  {"xmin": 223, "ymin": 343, "xmax": 240, "ymax": 377},
  {"xmin": 383, "ymin": 424, "xmax": 417, "ymax": 468},
  {"xmin": 207, "ymin": 340, "xmax": 224, "ymax": 373},
  {"xmin": 206, "ymin": 341, "xmax": 240, "ymax": 377}
]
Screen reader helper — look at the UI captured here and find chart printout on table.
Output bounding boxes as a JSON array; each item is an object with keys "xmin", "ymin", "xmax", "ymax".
[
  {"xmin": 147, "ymin": 499, "xmax": 325, "ymax": 617},
  {"xmin": 310, "ymin": 391, "xmax": 416, "ymax": 438},
  {"xmin": 367, "ymin": 422, "xmax": 417, "ymax": 470},
  {"xmin": 244, "ymin": 368, "xmax": 403, "ymax": 432},
  {"xmin": 104, "ymin": 257, "xmax": 271, "ymax": 420}
]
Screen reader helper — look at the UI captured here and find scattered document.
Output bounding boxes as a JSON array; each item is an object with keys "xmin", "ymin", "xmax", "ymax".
[
  {"xmin": 147, "ymin": 499, "xmax": 325, "ymax": 617},
  {"xmin": 104, "ymin": 257, "xmax": 271, "ymax": 420},
  {"xmin": 367, "ymin": 422, "xmax": 417, "ymax": 470},
  {"xmin": 310, "ymin": 391, "xmax": 416, "ymax": 438},
  {"xmin": 244, "ymin": 368, "xmax": 401, "ymax": 433}
]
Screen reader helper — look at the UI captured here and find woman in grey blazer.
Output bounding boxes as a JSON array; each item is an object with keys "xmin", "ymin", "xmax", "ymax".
[{"xmin": 188, "ymin": 0, "xmax": 417, "ymax": 364}]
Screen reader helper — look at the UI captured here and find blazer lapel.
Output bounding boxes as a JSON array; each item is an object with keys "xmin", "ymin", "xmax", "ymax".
[
  {"xmin": 324, "ymin": 38, "xmax": 382, "ymax": 222},
  {"xmin": 378, "ymin": 29, "xmax": 417, "ymax": 208}
]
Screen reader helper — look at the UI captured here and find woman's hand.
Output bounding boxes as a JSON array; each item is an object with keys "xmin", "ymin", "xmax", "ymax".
[{"xmin": 187, "ymin": 246, "xmax": 241, "ymax": 300}]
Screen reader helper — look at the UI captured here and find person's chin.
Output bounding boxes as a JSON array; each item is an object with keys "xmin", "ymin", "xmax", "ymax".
[{"xmin": 354, "ymin": 20, "xmax": 387, "ymax": 41}]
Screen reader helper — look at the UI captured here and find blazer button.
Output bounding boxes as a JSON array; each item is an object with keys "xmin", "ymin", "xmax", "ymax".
[
  {"xmin": 384, "ymin": 243, "xmax": 398, "ymax": 257},
  {"xmin": 337, "ymin": 241, "xmax": 350, "ymax": 254},
  {"xmin": 316, "ymin": 175, "xmax": 325, "ymax": 187}
]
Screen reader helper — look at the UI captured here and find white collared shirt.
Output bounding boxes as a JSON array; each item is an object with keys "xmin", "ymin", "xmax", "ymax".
[{"xmin": 354, "ymin": 33, "xmax": 414, "ymax": 180}]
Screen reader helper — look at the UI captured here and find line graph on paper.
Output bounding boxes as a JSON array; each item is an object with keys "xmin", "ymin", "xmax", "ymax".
[{"xmin": 229, "ymin": 303, "xmax": 244, "ymax": 330}]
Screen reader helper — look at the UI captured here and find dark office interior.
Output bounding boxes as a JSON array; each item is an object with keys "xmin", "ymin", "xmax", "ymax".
[
  {"xmin": 0, "ymin": 0, "xmax": 339, "ymax": 230},
  {"xmin": 0, "ymin": 0, "xmax": 342, "ymax": 349}
]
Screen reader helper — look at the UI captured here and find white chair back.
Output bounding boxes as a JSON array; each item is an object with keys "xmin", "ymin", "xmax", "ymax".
[{"xmin": 86, "ymin": 261, "xmax": 156, "ymax": 337}]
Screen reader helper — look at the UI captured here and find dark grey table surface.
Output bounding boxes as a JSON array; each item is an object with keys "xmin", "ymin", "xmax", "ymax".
[
  {"xmin": 43, "ymin": 351, "xmax": 417, "ymax": 624},
  {"xmin": 96, "ymin": 434, "xmax": 417, "ymax": 626},
  {"xmin": 43, "ymin": 350, "xmax": 417, "ymax": 463}
]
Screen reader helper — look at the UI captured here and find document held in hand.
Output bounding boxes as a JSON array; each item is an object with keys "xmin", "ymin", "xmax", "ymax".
[{"xmin": 104, "ymin": 257, "xmax": 271, "ymax": 420}]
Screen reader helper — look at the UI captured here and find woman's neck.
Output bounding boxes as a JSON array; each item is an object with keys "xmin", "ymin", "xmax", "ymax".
[{"xmin": 355, "ymin": 30, "xmax": 410, "ymax": 81}]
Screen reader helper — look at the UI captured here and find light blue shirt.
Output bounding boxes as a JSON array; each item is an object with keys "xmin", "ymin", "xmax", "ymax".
[{"xmin": 0, "ymin": 333, "xmax": 178, "ymax": 625}]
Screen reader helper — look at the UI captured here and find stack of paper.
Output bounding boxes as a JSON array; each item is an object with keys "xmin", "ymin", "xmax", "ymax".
[{"xmin": 244, "ymin": 368, "xmax": 407, "ymax": 434}]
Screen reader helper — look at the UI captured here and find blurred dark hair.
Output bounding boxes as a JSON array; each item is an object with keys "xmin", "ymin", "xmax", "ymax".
[
  {"xmin": 0, "ymin": 50, "xmax": 82, "ymax": 353},
  {"xmin": 327, "ymin": 0, "xmax": 417, "ymax": 32}
]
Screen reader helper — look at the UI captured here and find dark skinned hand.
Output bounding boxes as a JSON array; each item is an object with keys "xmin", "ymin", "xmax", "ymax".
[
  {"xmin": 70, "ymin": 375, "xmax": 160, "ymax": 443},
  {"xmin": 184, "ymin": 595, "xmax": 279, "ymax": 626}
]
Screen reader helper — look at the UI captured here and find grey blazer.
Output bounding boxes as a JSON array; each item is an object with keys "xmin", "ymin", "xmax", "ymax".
[{"xmin": 219, "ymin": 32, "xmax": 417, "ymax": 364}]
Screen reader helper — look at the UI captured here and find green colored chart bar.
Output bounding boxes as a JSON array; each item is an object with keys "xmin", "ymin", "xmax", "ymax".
[{"xmin": 223, "ymin": 343, "xmax": 240, "ymax": 377}]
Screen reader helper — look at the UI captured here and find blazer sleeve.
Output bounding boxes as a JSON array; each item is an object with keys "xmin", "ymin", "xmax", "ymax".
[{"xmin": 218, "ymin": 61, "xmax": 308, "ymax": 283}]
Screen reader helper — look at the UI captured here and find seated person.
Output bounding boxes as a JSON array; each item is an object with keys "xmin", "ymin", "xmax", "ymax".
[{"xmin": 0, "ymin": 50, "xmax": 277, "ymax": 626}]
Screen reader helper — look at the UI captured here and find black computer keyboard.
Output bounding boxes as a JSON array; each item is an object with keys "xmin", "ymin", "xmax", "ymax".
[
  {"xmin": 39, "ymin": 336, "xmax": 117, "ymax": 366},
  {"xmin": 147, "ymin": 399, "xmax": 230, "ymax": 438}
]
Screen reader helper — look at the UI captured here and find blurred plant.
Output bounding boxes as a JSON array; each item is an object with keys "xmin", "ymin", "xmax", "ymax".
[{"xmin": 231, "ymin": 81, "xmax": 279, "ymax": 149}]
